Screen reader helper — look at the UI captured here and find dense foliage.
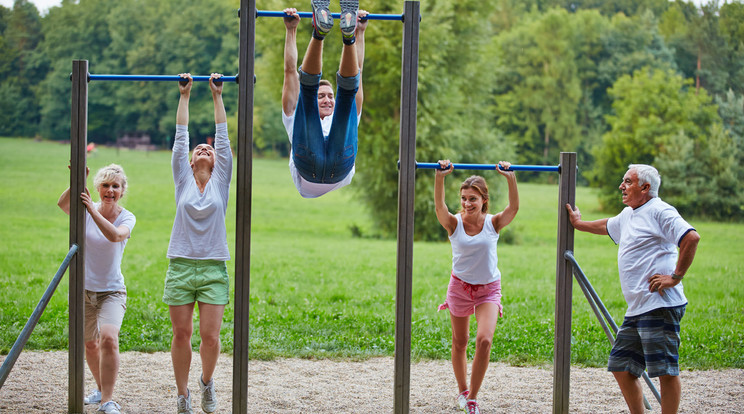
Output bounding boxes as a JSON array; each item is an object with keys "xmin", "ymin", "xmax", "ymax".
[{"xmin": 1, "ymin": 0, "xmax": 743, "ymax": 234}]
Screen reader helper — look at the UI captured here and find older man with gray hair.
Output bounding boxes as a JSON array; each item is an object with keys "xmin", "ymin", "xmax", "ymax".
[{"xmin": 565, "ymin": 164, "xmax": 700, "ymax": 414}]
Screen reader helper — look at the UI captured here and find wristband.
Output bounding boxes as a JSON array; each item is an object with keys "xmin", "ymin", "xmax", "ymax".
[{"xmin": 671, "ymin": 273, "xmax": 684, "ymax": 280}]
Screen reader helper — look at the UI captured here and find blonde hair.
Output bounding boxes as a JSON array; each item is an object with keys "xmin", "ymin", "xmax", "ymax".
[
  {"xmin": 93, "ymin": 164, "xmax": 127, "ymax": 195},
  {"xmin": 460, "ymin": 175, "xmax": 490, "ymax": 213}
]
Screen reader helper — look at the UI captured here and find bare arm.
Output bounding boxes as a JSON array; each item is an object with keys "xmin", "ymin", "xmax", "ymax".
[
  {"xmin": 57, "ymin": 188, "xmax": 71, "ymax": 215},
  {"xmin": 649, "ymin": 230, "xmax": 701, "ymax": 296},
  {"xmin": 210, "ymin": 73, "xmax": 226, "ymax": 124},
  {"xmin": 492, "ymin": 161, "xmax": 519, "ymax": 233},
  {"xmin": 177, "ymin": 73, "xmax": 192, "ymax": 126},
  {"xmin": 354, "ymin": 10, "xmax": 368, "ymax": 116},
  {"xmin": 434, "ymin": 160, "xmax": 457, "ymax": 235},
  {"xmin": 81, "ymin": 192, "xmax": 130, "ymax": 243},
  {"xmin": 282, "ymin": 9, "xmax": 300, "ymax": 116},
  {"xmin": 565, "ymin": 204, "xmax": 609, "ymax": 235}
]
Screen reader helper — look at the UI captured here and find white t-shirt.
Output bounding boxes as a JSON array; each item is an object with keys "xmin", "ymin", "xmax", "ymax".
[
  {"xmin": 607, "ymin": 197, "xmax": 694, "ymax": 317},
  {"xmin": 84, "ymin": 202, "xmax": 136, "ymax": 292},
  {"xmin": 449, "ymin": 214, "xmax": 502, "ymax": 285},
  {"xmin": 282, "ymin": 110, "xmax": 357, "ymax": 198},
  {"xmin": 167, "ymin": 123, "xmax": 232, "ymax": 260}
]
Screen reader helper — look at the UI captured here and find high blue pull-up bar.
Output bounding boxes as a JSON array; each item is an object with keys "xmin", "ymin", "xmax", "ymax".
[
  {"xmin": 415, "ymin": 161, "xmax": 560, "ymax": 173},
  {"xmin": 257, "ymin": 10, "xmax": 403, "ymax": 21},
  {"xmin": 87, "ymin": 74, "xmax": 239, "ymax": 83}
]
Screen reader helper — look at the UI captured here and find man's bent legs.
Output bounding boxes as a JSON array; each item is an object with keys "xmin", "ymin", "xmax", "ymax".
[
  {"xmin": 325, "ymin": 72, "xmax": 359, "ymax": 182},
  {"xmin": 292, "ymin": 69, "xmax": 326, "ymax": 182}
]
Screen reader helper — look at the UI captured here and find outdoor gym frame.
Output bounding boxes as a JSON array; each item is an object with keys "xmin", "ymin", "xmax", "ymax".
[{"xmin": 66, "ymin": 1, "xmax": 578, "ymax": 413}]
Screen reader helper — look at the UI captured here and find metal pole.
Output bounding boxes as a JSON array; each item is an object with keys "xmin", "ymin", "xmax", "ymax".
[
  {"xmin": 415, "ymin": 162, "xmax": 560, "ymax": 172},
  {"xmin": 256, "ymin": 10, "xmax": 403, "ymax": 21},
  {"xmin": 394, "ymin": 2, "xmax": 420, "ymax": 413},
  {"xmin": 87, "ymin": 74, "xmax": 238, "ymax": 83},
  {"xmin": 233, "ymin": 0, "xmax": 255, "ymax": 412},
  {"xmin": 553, "ymin": 152, "xmax": 576, "ymax": 414},
  {"xmin": 69, "ymin": 59, "xmax": 88, "ymax": 414},
  {"xmin": 564, "ymin": 251, "xmax": 661, "ymax": 406},
  {"xmin": 0, "ymin": 245, "xmax": 78, "ymax": 389}
]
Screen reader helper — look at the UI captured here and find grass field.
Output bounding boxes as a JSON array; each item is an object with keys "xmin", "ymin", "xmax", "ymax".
[{"xmin": 0, "ymin": 137, "xmax": 742, "ymax": 369}]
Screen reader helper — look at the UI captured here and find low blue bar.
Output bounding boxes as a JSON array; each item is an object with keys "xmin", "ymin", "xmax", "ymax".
[
  {"xmin": 257, "ymin": 10, "xmax": 403, "ymax": 21},
  {"xmin": 415, "ymin": 162, "xmax": 560, "ymax": 172},
  {"xmin": 88, "ymin": 74, "xmax": 238, "ymax": 83}
]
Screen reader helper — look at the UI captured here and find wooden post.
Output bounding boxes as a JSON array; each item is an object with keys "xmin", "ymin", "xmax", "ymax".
[
  {"xmin": 69, "ymin": 59, "xmax": 88, "ymax": 414},
  {"xmin": 233, "ymin": 0, "xmax": 256, "ymax": 412},
  {"xmin": 553, "ymin": 152, "xmax": 577, "ymax": 414},
  {"xmin": 394, "ymin": 2, "xmax": 420, "ymax": 413}
]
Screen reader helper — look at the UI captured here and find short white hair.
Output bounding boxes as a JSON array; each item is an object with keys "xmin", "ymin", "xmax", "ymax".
[
  {"xmin": 93, "ymin": 163, "xmax": 127, "ymax": 195},
  {"xmin": 628, "ymin": 164, "xmax": 660, "ymax": 197}
]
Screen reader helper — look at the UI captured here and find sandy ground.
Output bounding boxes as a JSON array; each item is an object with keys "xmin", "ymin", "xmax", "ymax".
[{"xmin": 0, "ymin": 351, "xmax": 742, "ymax": 413}]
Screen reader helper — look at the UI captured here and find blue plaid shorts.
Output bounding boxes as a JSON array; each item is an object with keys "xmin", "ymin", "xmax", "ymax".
[{"xmin": 608, "ymin": 305, "xmax": 686, "ymax": 378}]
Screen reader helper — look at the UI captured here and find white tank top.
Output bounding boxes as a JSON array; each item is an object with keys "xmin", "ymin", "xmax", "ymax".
[{"xmin": 449, "ymin": 213, "xmax": 501, "ymax": 285}]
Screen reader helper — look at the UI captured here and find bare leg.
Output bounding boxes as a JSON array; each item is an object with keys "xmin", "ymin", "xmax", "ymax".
[
  {"xmin": 450, "ymin": 314, "xmax": 470, "ymax": 394},
  {"xmin": 659, "ymin": 375, "xmax": 681, "ymax": 414},
  {"xmin": 339, "ymin": 43, "xmax": 359, "ymax": 78},
  {"xmin": 170, "ymin": 303, "xmax": 196, "ymax": 397},
  {"xmin": 468, "ymin": 303, "xmax": 499, "ymax": 400},
  {"xmin": 197, "ymin": 303, "xmax": 225, "ymax": 383},
  {"xmin": 85, "ymin": 339, "xmax": 102, "ymax": 392},
  {"xmin": 300, "ymin": 37, "xmax": 324, "ymax": 75},
  {"xmin": 613, "ymin": 371, "xmax": 645, "ymax": 414},
  {"xmin": 97, "ymin": 324, "xmax": 120, "ymax": 403}
]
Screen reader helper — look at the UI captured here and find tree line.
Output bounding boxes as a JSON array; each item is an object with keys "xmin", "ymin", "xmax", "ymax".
[{"xmin": 2, "ymin": 0, "xmax": 743, "ymax": 238}]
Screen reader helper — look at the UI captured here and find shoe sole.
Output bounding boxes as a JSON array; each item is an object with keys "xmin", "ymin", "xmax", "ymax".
[
  {"xmin": 339, "ymin": 0, "xmax": 358, "ymax": 37},
  {"xmin": 311, "ymin": 0, "xmax": 333, "ymax": 34}
]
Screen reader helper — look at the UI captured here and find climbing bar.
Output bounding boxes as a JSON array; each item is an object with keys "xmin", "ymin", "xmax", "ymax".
[
  {"xmin": 256, "ymin": 10, "xmax": 404, "ymax": 21},
  {"xmin": 415, "ymin": 161, "xmax": 560, "ymax": 172},
  {"xmin": 87, "ymin": 74, "xmax": 238, "ymax": 83}
]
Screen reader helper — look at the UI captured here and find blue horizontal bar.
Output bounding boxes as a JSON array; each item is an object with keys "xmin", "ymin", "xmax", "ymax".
[
  {"xmin": 415, "ymin": 162, "xmax": 560, "ymax": 172},
  {"xmin": 88, "ymin": 74, "xmax": 238, "ymax": 83},
  {"xmin": 257, "ymin": 10, "xmax": 403, "ymax": 21}
]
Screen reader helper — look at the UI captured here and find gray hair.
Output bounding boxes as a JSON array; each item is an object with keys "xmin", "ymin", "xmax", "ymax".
[
  {"xmin": 628, "ymin": 164, "xmax": 660, "ymax": 197},
  {"xmin": 93, "ymin": 163, "xmax": 128, "ymax": 195}
]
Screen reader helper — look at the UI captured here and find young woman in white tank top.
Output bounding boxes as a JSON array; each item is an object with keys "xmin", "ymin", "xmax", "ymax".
[{"xmin": 434, "ymin": 159, "xmax": 520, "ymax": 414}]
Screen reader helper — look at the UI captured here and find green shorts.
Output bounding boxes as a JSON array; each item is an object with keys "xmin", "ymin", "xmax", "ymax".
[{"xmin": 163, "ymin": 258, "xmax": 230, "ymax": 306}]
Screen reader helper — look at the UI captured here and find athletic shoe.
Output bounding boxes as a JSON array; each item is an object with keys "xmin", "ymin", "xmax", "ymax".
[
  {"xmin": 177, "ymin": 390, "xmax": 194, "ymax": 414},
  {"xmin": 97, "ymin": 401, "xmax": 121, "ymax": 414},
  {"xmin": 466, "ymin": 399, "xmax": 481, "ymax": 414},
  {"xmin": 199, "ymin": 375, "xmax": 218, "ymax": 413},
  {"xmin": 311, "ymin": 0, "xmax": 333, "ymax": 39},
  {"xmin": 84, "ymin": 389, "xmax": 102, "ymax": 405},
  {"xmin": 457, "ymin": 390, "xmax": 470, "ymax": 410},
  {"xmin": 339, "ymin": 0, "xmax": 359, "ymax": 45}
]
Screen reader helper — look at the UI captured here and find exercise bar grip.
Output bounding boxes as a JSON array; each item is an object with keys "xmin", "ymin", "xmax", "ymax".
[
  {"xmin": 87, "ymin": 74, "xmax": 238, "ymax": 83},
  {"xmin": 415, "ymin": 162, "xmax": 560, "ymax": 172},
  {"xmin": 257, "ymin": 10, "xmax": 403, "ymax": 21}
]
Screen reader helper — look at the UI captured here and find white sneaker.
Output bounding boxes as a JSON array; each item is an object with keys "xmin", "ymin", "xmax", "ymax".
[
  {"xmin": 177, "ymin": 390, "xmax": 194, "ymax": 414},
  {"xmin": 199, "ymin": 375, "xmax": 218, "ymax": 413},
  {"xmin": 97, "ymin": 401, "xmax": 121, "ymax": 414},
  {"xmin": 84, "ymin": 389, "xmax": 102, "ymax": 405},
  {"xmin": 457, "ymin": 390, "xmax": 469, "ymax": 410},
  {"xmin": 466, "ymin": 399, "xmax": 481, "ymax": 414}
]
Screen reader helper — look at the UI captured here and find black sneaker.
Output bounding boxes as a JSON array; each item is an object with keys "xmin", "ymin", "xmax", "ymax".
[
  {"xmin": 339, "ymin": 0, "xmax": 358, "ymax": 45},
  {"xmin": 311, "ymin": 0, "xmax": 333, "ymax": 39}
]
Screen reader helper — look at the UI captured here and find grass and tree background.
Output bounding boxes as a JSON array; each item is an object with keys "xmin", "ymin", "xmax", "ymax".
[{"xmin": 1, "ymin": 0, "xmax": 743, "ymax": 368}]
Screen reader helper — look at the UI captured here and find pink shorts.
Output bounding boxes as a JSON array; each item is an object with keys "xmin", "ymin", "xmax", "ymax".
[{"xmin": 438, "ymin": 274, "xmax": 503, "ymax": 318}]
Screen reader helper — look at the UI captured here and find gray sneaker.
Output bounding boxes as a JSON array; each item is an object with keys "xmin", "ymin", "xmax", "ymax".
[
  {"xmin": 84, "ymin": 389, "xmax": 102, "ymax": 405},
  {"xmin": 199, "ymin": 375, "xmax": 218, "ymax": 413},
  {"xmin": 339, "ymin": 0, "xmax": 359, "ymax": 44},
  {"xmin": 97, "ymin": 401, "xmax": 121, "ymax": 414},
  {"xmin": 311, "ymin": 0, "xmax": 333, "ymax": 39},
  {"xmin": 177, "ymin": 390, "xmax": 194, "ymax": 414}
]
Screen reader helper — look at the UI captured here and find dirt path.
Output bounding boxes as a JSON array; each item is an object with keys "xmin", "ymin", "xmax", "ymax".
[{"xmin": 1, "ymin": 351, "xmax": 742, "ymax": 413}]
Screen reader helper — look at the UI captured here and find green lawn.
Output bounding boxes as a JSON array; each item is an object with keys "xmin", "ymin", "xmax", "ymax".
[{"xmin": 0, "ymin": 137, "xmax": 742, "ymax": 369}]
